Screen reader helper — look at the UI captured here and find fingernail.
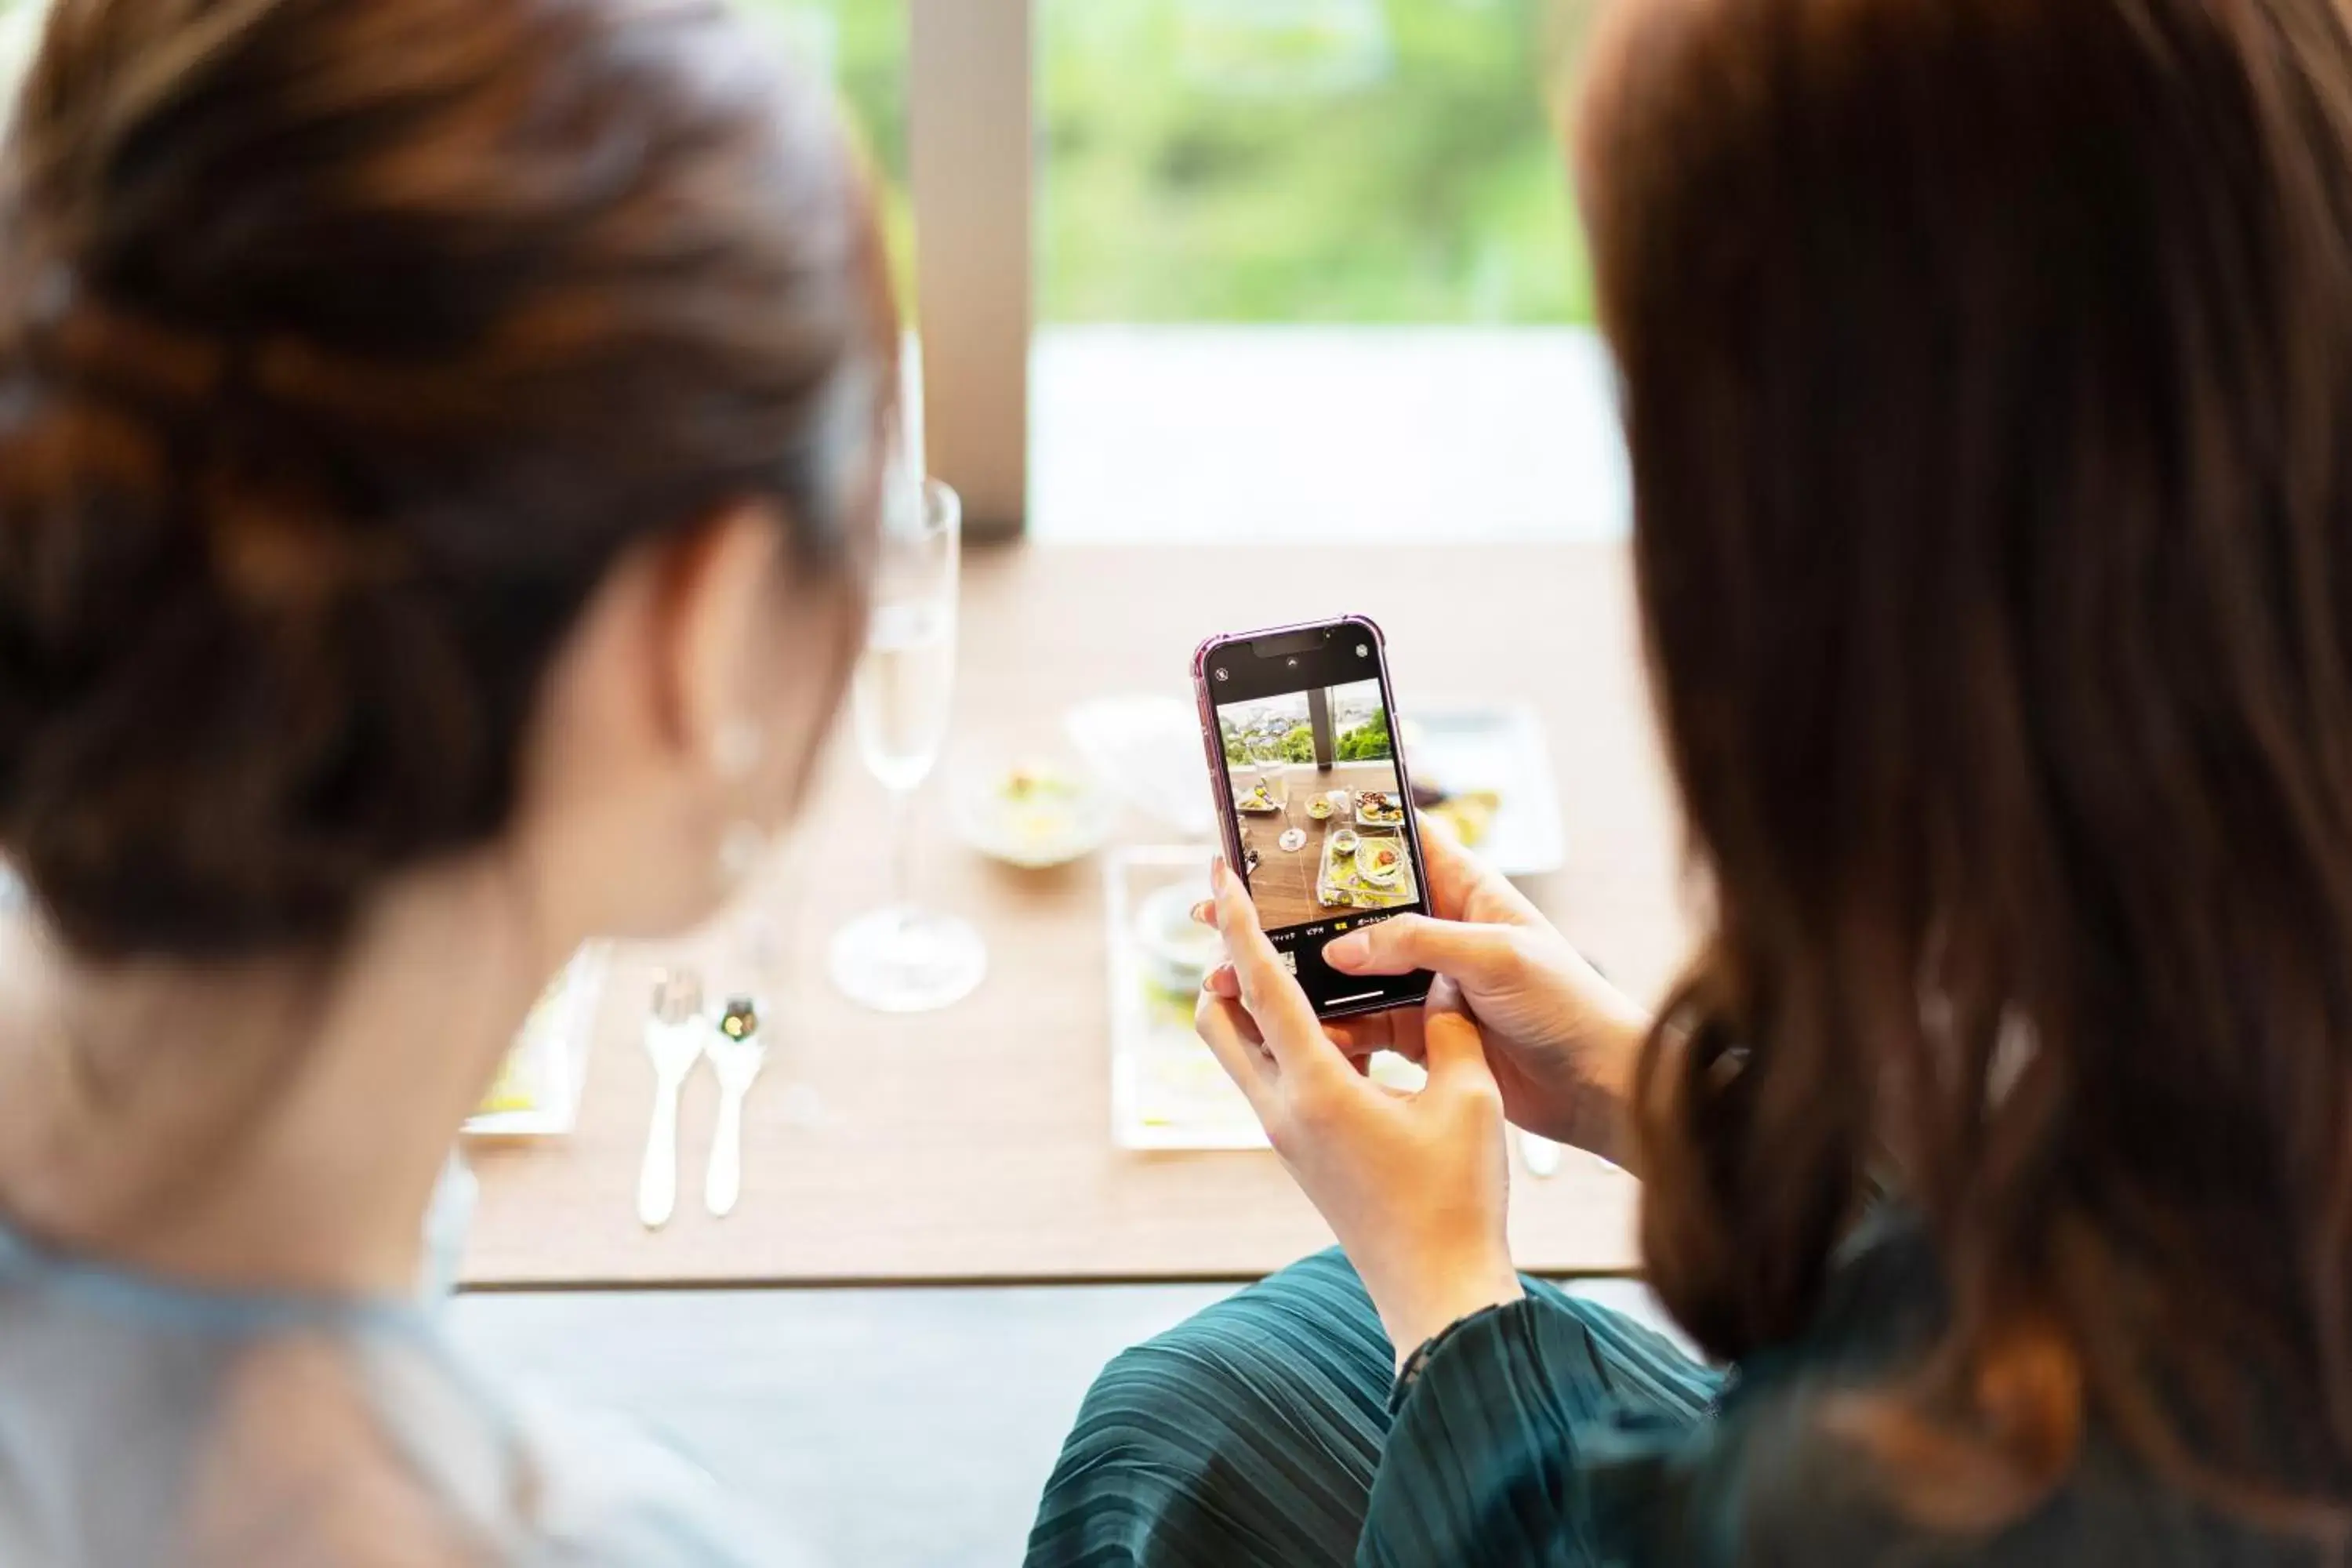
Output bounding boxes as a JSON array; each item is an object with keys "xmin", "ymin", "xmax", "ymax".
[
  {"xmin": 1190, "ymin": 900, "xmax": 1214, "ymax": 925},
  {"xmin": 1325, "ymin": 932, "xmax": 1368, "ymax": 968}
]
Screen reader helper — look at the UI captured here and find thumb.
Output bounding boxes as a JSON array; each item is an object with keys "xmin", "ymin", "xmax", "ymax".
[{"xmin": 1325, "ymin": 914, "xmax": 1518, "ymax": 983}]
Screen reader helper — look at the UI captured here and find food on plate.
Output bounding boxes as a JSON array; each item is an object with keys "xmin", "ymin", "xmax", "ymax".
[
  {"xmin": 474, "ymin": 967, "xmax": 574, "ymax": 1114},
  {"xmin": 477, "ymin": 1054, "xmax": 538, "ymax": 1116},
  {"xmin": 1234, "ymin": 781, "xmax": 1281, "ymax": 814},
  {"xmin": 1426, "ymin": 789, "xmax": 1501, "ymax": 849},
  {"xmin": 1354, "ymin": 790, "xmax": 1405, "ymax": 826},
  {"xmin": 1306, "ymin": 797, "xmax": 1334, "ymax": 820},
  {"xmin": 953, "ymin": 756, "xmax": 1116, "ymax": 868},
  {"xmin": 1315, "ymin": 828, "xmax": 1413, "ymax": 910}
]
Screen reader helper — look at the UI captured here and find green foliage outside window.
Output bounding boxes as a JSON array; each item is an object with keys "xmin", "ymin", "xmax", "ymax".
[
  {"xmin": 763, "ymin": 0, "xmax": 1596, "ymax": 328},
  {"xmin": 1336, "ymin": 710, "xmax": 1392, "ymax": 761}
]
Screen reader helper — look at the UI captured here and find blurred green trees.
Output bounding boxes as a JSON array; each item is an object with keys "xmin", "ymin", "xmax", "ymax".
[{"xmin": 767, "ymin": 0, "xmax": 1595, "ymax": 327}]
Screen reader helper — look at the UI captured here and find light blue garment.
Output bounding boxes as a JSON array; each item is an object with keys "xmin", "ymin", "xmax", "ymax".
[{"xmin": 0, "ymin": 1222, "xmax": 818, "ymax": 1567}]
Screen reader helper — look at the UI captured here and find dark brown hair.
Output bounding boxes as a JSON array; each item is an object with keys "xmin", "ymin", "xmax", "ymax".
[
  {"xmin": 1584, "ymin": 0, "xmax": 2352, "ymax": 1539},
  {"xmin": 0, "ymin": 0, "xmax": 894, "ymax": 959}
]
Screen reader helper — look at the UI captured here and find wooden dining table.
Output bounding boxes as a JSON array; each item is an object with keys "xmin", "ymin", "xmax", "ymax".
[{"xmin": 459, "ymin": 541, "xmax": 1690, "ymax": 1290}]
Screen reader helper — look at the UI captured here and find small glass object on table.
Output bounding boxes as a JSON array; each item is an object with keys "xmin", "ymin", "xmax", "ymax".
[{"xmin": 829, "ymin": 477, "xmax": 988, "ymax": 1013}]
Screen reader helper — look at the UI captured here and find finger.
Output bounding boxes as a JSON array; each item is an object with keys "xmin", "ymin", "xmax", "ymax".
[
  {"xmin": 1327, "ymin": 1007, "xmax": 1429, "ymax": 1064},
  {"xmin": 1209, "ymin": 858, "xmax": 1333, "ymax": 1072},
  {"xmin": 1414, "ymin": 812, "xmax": 1546, "ymax": 927},
  {"xmin": 1203, "ymin": 963, "xmax": 1240, "ymax": 1000},
  {"xmin": 1196, "ymin": 982, "xmax": 1269, "ymax": 1052},
  {"xmin": 1413, "ymin": 811, "xmax": 1484, "ymax": 916},
  {"xmin": 1191, "ymin": 900, "xmax": 1214, "ymax": 927},
  {"xmin": 1194, "ymin": 991, "xmax": 1282, "ymax": 1122},
  {"xmin": 1323, "ymin": 1011, "xmax": 1399, "ymax": 1058},
  {"xmin": 1413, "ymin": 807, "xmax": 1468, "ymax": 887},
  {"xmin": 1323, "ymin": 913, "xmax": 1521, "ymax": 985},
  {"xmin": 1379, "ymin": 1002, "xmax": 1429, "ymax": 1065},
  {"xmin": 1418, "ymin": 977, "xmax": 1501, "ymax": 1095}
]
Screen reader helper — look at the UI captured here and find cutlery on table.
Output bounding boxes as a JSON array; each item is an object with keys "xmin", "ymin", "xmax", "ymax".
[
  {"xmin": 705, "ymin": 995, "xmax": 767, "ymax": 1218},
  {"xmin": 637, "ymin": 967, "xmax": 706, "ymax": 1229}
]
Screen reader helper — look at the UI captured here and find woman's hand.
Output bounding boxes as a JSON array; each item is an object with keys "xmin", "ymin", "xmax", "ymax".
[
  {"xmin": 1203, "ymin": 820, "xmax": 1651, "ymax": 1171},
  {"xmin": 1196, "ymin": 858, "xmax": 1522, "ymax": 1369}
]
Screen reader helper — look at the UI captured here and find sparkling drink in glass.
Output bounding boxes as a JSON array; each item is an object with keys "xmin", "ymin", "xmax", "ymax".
[
  {"xmin": 853, "ymin": 600, "xmax": 956, "ymax": 793},
  {"xmin": 829, "ymin": 477, "xmax": 987, "ymax": 1012}
]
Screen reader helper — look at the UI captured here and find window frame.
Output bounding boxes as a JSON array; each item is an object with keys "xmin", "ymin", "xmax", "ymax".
[{"xmin": 907, "ymin": 0, "xmax": 1033, "ymax": 541}]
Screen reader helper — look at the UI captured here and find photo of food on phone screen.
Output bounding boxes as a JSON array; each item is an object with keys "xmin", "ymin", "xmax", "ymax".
[{"xmin": 1203, "ymin": 626, "xmax": 1434, "ymax": 1018}]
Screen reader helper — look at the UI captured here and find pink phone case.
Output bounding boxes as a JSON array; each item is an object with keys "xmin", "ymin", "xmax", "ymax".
[{"xmin": 1191, "ymin": 615, "xmax": 1433, "ymax": 1022}]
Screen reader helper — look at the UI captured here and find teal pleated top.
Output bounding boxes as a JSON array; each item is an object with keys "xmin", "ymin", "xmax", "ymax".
[{"xmin": 1030, "ymin": 1213, "xmax": 2325, "ymax": 1566}]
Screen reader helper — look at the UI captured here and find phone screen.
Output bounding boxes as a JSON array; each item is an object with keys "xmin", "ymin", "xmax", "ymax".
[{"xmin": 1201, "ymin": 620, "xmax": 1434, "ymax": 1018}]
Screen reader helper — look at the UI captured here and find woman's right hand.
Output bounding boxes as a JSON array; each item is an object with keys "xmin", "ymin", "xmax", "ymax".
[{"xmin": 1212, "ymin": 821, "xmax": 1651, "ymax": 1171}]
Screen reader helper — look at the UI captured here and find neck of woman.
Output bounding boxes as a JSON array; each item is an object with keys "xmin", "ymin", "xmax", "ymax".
[{"xmin": 0, "ymin": 852, "xmax": 567, "ymax": 1301}]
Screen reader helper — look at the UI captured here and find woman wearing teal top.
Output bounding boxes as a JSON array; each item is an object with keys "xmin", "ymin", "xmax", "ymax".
[{"xmin": 1031, "ymin": 0, "xmax": 2352, "ymax": 1562}]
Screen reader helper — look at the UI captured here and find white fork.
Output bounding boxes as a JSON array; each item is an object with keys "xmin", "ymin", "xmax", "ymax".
[
  {"xmin": 704, "ymin": 996, "xmax": 768, "ymax": 1218},
  {"xmin": 637, "ymin": 969, "xmax": 706, "ymax": 1230}
]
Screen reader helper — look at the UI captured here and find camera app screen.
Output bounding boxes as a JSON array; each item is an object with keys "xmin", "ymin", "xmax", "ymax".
[{"xmin": 1212, "ymin": 646, "xmax": 1429, "ymax": 1014}]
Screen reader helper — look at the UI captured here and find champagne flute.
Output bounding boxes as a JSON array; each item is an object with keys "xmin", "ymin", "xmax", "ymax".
[{"xmin": 828, "ymin": 477, "xmax": 987, "ymax": 1012}]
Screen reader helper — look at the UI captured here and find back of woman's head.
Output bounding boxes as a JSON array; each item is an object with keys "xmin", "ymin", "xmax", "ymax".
[
  {"xmin": 0, "ymin": 0, "xmax": 890, "ymax": 960},
  {"xmin": 1581, "ymin": 0, "xmax": 2352, "ymax": 1538}
]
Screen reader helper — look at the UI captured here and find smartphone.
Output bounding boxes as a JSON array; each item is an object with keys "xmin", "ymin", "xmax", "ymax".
[{"xmin": 1192, "ymin": 616, "xmax": 1436, "ymax": 1021}]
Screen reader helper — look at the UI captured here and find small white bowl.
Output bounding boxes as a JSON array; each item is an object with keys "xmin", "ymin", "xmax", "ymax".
[
  {"xmin": 1134, "ymin": 880, "xmax": 1221, "ymax": 994},
  {"xmin": 951, "ymin": 753, "xmax": 1120, "ymax": 869}
]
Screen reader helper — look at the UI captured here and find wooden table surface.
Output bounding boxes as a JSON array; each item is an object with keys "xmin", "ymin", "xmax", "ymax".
[
  {"xmin": 460, "ymin": 543, "xmax": 1690, "ymax": 1289},
  {"xmin": 1232, "ymin": 760, "xmax": 1415, "ymax": 929}
]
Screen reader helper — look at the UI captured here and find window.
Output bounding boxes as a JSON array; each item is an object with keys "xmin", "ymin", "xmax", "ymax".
[
  {"xmin": 747, "ymin": 1, "xmax": 913, "ymax": 299},
  {"xmin": 1029, "ymin": 0, "xmax": 1626, "ymax": 543},
  {"xmin": 2, "ymin": 0, "xmax": 1618, "ymax": 545}
]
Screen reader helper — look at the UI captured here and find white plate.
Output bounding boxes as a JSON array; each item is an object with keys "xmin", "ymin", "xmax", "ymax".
[
  {"xmin": 1407, "ymin": 704, "xmax": 1567, "ymax": 878},
  {"xmin": 1105, "ymin": 846, "xmax": 1265, "ymax": 1150},
  {"xmin": 463, "ymin": 944, "xmax": 610, "ymax": 1138},
  {"xmin": 1132, "ymin": 877, "xmax": 1221, "ymax": 993},
  {"xmin": 1065, "ymin": 695, "xmax": 1216, "ymax": 838}
]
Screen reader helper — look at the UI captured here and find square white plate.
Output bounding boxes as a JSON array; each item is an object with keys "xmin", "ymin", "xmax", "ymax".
[{"xmin": 1408, "ymin": 704, "xmax": 1566, "ymax": 878}]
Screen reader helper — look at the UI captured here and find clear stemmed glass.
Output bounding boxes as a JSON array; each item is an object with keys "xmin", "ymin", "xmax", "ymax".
[{"xmin": 828, "ymin": 477, "xmax": 987, "ymax": 1012}]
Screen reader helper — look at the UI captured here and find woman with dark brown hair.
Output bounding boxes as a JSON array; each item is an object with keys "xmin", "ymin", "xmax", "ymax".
[
  {"xmin": 0, "ymin": 0, "xmax": 892, "ymax": 1560},
  {"xmin": 1032, "ymin": 0, "xmax": 2352, "ymax": 1562}
]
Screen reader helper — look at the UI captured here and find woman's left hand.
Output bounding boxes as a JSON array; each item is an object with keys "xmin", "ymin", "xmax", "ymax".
[{"xmin": 1195, "ymin": 858, "xmax": 1523, "ymax": 1368}]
